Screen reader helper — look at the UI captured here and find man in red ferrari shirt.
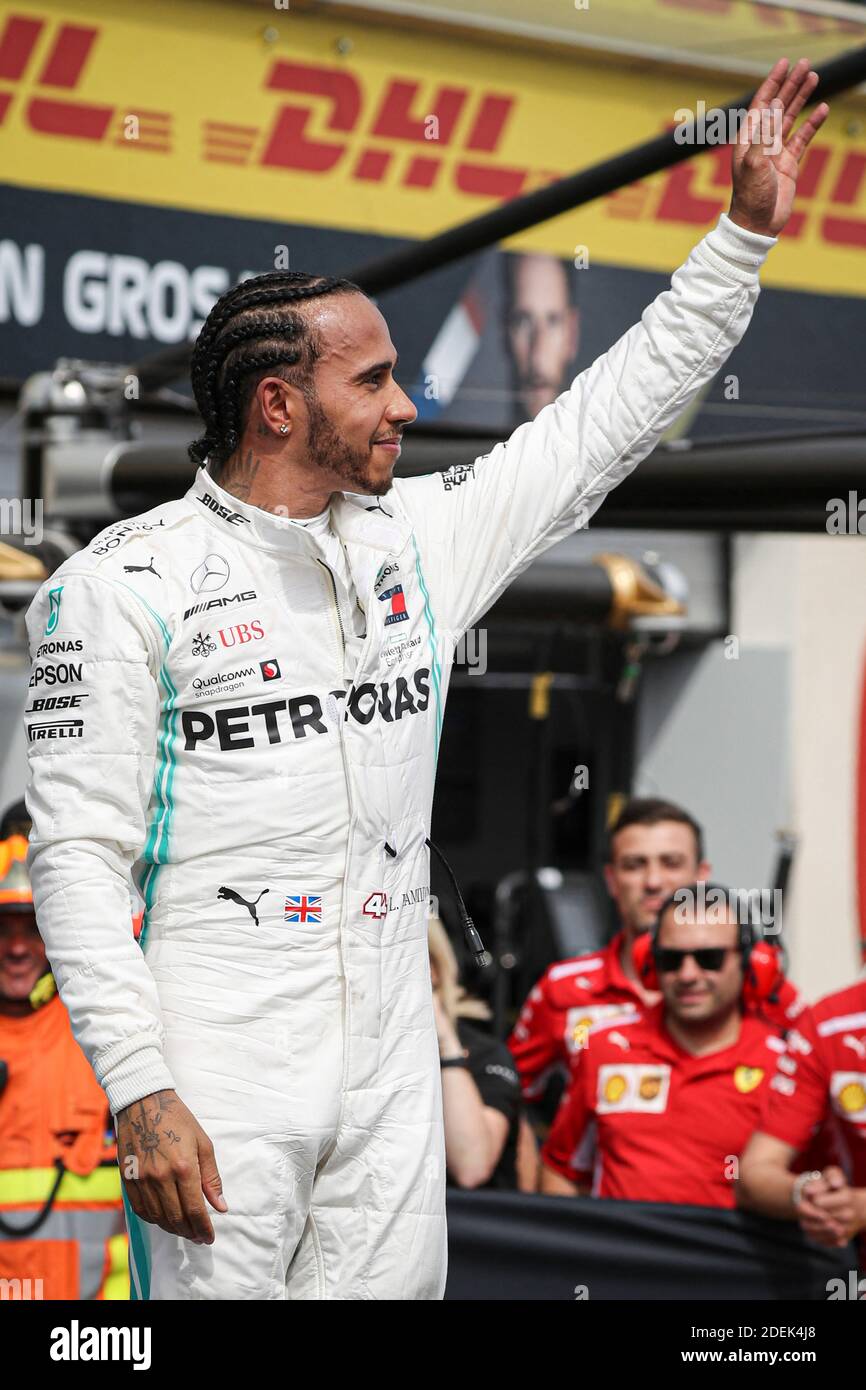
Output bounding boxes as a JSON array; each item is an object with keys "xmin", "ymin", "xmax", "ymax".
[
  {"xmin": 738, "ymin": 977, "xmax": 866, "ymax": 1256},
  {"xmin": 540, "ymin": 886, "xmax": 785, "ymax": 1207},
  {"xmin": 509, "ymin": 799, "xmax": 804, "ymax": 1109},
  {"xmin": 509, "ymin": 799, "xmax": 708, "ymax": 1104}
]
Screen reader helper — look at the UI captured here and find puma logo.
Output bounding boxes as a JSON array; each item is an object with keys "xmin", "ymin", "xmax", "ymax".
[
  {"xmin": 217, "ymin": 885, "xmax": 269, "ymax": 925},
  {"xmin": 123, "ymin": 557, "xmax": 160, "ymax": 577}
]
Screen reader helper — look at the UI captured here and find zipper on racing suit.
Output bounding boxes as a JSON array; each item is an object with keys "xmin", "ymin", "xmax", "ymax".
[
  {"xmin": 315, "ymin": 553, "xmax": 368, "ymax": 1164},
  {"xmin": 317, "ymin": 558, "xmax": 347, "ymax": 655}
]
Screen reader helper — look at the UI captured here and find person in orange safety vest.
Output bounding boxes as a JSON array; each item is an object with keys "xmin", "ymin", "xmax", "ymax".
[{"xmin": 0, "ymin": 830, "xmax": 128, "ymax": 1299}]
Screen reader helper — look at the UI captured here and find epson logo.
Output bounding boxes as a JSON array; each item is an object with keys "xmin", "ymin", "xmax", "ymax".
[
  {"xmin": 28, "ymin": 663, "xmax": 83, "ymax": 688},
  {"xmin": 183, "ymin": 591, "xmax": 257, "ymax": 621},
  {"xmin": 197, "ymin": 492, "xmax": 251, "ymax": 527}
]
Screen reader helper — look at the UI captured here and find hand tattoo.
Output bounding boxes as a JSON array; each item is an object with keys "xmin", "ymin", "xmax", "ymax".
[{"xmin": 122, "ymin": 1091, "xmax": 183, "ymax": 1169}]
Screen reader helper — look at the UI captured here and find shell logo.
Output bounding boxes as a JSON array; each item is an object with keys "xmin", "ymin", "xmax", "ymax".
[
  {"xmin": 639, "ymin": 1074, "xmax": 663, "ymax": 1101},
  {"xmin": 603, "ymin": 1074, "xmax": 627, "ymax": 1105},
  {"xmin": 734, "ymin": 1066, "xmax": 765, "ymax": 1094},
  {"xmin": 838, "ymin": 1081, "xmax": 866, "ymax": 1113}
]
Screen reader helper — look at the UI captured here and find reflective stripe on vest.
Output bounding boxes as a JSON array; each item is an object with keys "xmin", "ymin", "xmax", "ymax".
[
  {"xmin": 0, "ymin": 1207, "xmax": 126, "ymax": 1300},
  {"xmin": 0, "ymin": 1166, "xmax": 121, "ymax": 1208},
  {"xmin": 1, "ymin": 1166, "xmax": 126, "ymax": 1299},
  {"xmin": 100, "ymin": 1232, "xmax": 130, "ymax": 1301}
]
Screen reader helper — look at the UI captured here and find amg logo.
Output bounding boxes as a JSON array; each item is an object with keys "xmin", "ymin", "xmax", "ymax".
[
  {"xmin": 197, "ymin": 492, "xmax": 251, "ymax": 527},
  {"xmin": 183, "ymin": 591, "xmax": 256, "ymax": 621},
  {"xmin": 28, "ymin": 720, "xmax": 84, "ymax": 741}
]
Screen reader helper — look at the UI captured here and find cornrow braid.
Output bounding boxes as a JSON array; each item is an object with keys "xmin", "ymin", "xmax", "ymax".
[{"xmin": 188, "ymin": 271, "xmax": 363, "ymax": 470}]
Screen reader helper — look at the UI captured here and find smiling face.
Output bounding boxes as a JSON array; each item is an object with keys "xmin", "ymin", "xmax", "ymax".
[
  {"xmin": 0, "ymin": 910, "xmax": 46, "ymax": 1004},
  {"xmin": 254, "ymin": 293, "xmax": 418, "ymax": 496},
  {"xmin": 604, "ymin": 820, "xmax": 709, "ymax": 943},
  {"xmin": 654, "ymin": 908, "xmax": 744, "ymax": 1025}
]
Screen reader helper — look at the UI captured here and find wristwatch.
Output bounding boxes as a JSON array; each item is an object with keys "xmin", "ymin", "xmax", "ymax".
[
  {"xmin": 791, "ymin": 1170, "xmax": 823, "ymax": 1210},
  {"xmin": 440, "ymin": 1051, "xmax": 469, "ymax": 1069}
]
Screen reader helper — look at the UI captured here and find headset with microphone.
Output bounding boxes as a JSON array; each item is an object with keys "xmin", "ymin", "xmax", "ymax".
[{"xmin": 631, "ymin": 881, "xmax": 786, "ymax": 1010}]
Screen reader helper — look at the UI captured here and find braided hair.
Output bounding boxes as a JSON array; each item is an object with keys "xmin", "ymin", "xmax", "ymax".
[{"xmin": 188, "ymin": 270, "xmax": 363, "ymax": 471}]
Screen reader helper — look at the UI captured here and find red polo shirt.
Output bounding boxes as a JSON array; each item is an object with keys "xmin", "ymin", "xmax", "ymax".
[
  {"xmin": 760, "ymin": 978, "xmax": 866, "ymax": 1191},
  {"xmin": 508, "ymin": 932, "xmax": 640, "ymax": 1101},
  {"xmin": 541, "ymin": 1005, "xmax": 783, "ymax": 1208},
  {"xmin": 509, "ymin": 931, "xmax": 807, "ymax": 1102}
]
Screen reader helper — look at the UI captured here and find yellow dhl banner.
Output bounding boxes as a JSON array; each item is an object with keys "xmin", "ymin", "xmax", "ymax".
[{"xmin": 2, "ymin": 0, "xmax": 866, "ymax": 296}]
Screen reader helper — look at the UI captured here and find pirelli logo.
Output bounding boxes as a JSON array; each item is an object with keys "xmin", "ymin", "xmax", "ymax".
[{"xmin": 27, "ymin": 719, "xmax": 84, "ymax": 740}]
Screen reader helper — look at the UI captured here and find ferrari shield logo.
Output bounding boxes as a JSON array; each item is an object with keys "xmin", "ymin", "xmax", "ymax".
[{"xmin": 734, "ymin": 1065, "xmax": 765, "ymax": 1094}]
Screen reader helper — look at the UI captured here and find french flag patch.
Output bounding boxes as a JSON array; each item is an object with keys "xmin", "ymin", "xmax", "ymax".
[
  {"xmin": 379, "ymin": 583, "xmax": 409, "ymax": 625},
  {"xmin": 284, "ymin": 894, "xmax": 322, "ymax": 924}
]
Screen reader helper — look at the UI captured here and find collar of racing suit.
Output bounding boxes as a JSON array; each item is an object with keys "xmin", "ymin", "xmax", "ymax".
[{"xmin": 189, "ymin": 464, "xmax": 412, "ymax": 558}]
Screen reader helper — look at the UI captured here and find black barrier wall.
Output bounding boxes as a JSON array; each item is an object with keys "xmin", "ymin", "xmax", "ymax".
[{"xmin": 445, "ymin": 1192, "xmax": 857, "ymax": 1301}]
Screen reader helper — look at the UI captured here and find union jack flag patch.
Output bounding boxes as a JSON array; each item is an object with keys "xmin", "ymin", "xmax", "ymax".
[{"xmin": 284, "ymin": 894, "xmax": 322, "ymax": 924}]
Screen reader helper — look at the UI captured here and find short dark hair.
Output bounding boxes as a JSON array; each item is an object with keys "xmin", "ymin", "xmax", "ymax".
[
  {"xmin": 0, "ymin": 798, "xmax": 30, "ymax": 839},
  {"xmin": 189, "ymin": 270, "xmax": 364, "ymax": 471},
  {"xmin": 503, "ymin": 251, "xmax": 579, "ymax": 318},
  {"xmin": 606, "ymin": 797, "xmax": 704, "ymax": 864}
]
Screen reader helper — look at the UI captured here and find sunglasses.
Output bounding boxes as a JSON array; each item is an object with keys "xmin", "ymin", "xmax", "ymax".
[{"xmin": 653, "ymin": 946, "xmax": 738, "ymax": 973}]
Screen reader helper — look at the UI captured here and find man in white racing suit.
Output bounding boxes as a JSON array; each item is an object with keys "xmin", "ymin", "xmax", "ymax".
[{"xmin": 23, "ymin": 61, "xmax": 826, "ymax": 1299}]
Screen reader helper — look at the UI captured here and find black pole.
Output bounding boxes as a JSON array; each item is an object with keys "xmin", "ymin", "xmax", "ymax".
[
  {"xmin": 350, "ymin": 44, "xmax": 866, "ymax": 296},
  {"xmin": 132, "ymin": 45, "xmax": 866, "ymax": 392}
]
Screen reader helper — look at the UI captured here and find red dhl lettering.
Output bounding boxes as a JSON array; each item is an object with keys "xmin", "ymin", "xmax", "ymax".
[
  {"xmin": 0, "ymin": 12, "xmax": 171, "ymax": 149},
  {"xmin": 1, "ymin": 10, "xmax": 865, "ymax": 243},
  {"xmin": 606, "ymin": 125, "xmax": 866, "ymax": 250},
  {"xmin": 255, "ymin": 59, "xmax": 532, "ymax": 199},
  {"xmin": 0, "ymin": 16, "xmax": 539, "ymax": 202}
]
